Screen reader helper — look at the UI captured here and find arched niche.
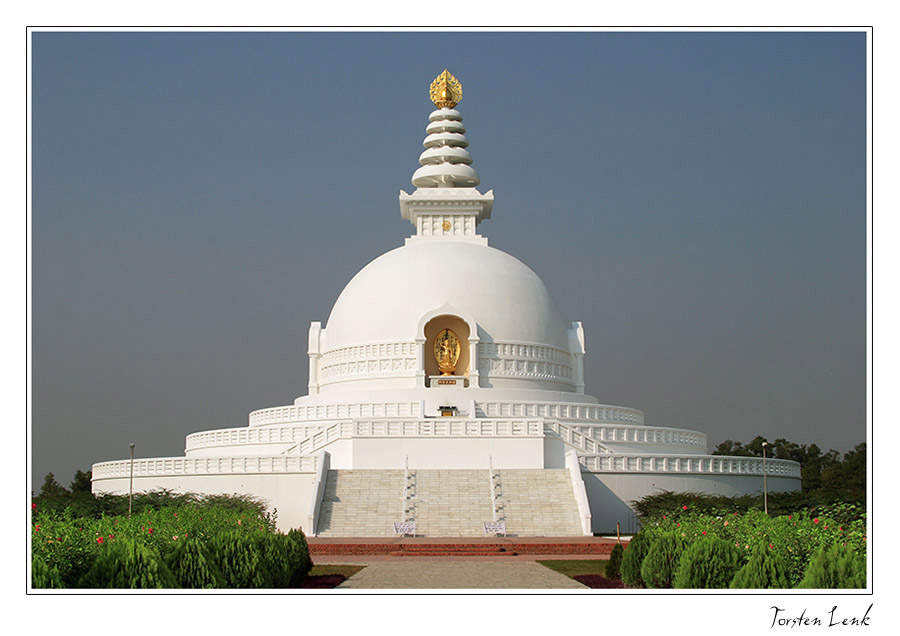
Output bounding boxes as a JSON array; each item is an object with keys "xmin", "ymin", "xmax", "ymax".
[{"xmin": 423, "ymin": 314, "xmax": 471, "ymax": 381}]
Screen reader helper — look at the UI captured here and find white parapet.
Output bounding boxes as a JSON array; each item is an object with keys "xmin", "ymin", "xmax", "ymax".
[{"xmin": 565, "ymin": 450, "xmax": 593, "ymax": 536}]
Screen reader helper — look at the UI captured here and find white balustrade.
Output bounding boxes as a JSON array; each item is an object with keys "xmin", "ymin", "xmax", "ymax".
[
  {"xmin": 248, "ymin": 401, "xmax": 423, "ymax": 426},
  {"xmin": 475, "ymin": 400, "xmax": 645, "ymax": 425},
  {"xmin": 91, "ymin": 454, "xmax": 319, "ymax": 481},
  {"xmin": 577, "ymin": 453, "xmax": 801, "ymax": 478}
]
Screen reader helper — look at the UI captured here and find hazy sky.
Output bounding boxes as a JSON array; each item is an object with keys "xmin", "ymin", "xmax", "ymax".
[{"xmin": 30, "ymin": 30, "xmax": 868, "ymax": 488}]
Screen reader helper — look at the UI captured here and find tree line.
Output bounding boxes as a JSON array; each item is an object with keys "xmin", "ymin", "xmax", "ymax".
[{"xmin": 712, "ymin": 436, "xmax": 865, "ymax": 504}]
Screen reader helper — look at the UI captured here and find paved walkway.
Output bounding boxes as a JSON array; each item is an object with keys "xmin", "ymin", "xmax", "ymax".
[{"xmin": 336, "ymin": 561, "xmax": 588, "ymax": 589}]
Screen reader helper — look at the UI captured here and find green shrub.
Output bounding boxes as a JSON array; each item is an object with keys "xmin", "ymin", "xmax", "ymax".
[
  {"xmin": 256, "ymin": 532, "xmax": 291, "ymax": 588},
  {"xmin": 284, "ymin": 528, "xmax": 313, "ymax": 586},
  {"xmin": 673, "ymin": 537, "xmax": 744, "ymax": 589},
  {"xmin": 32, "ymin": 554, "xmax": 64, "ymax": 589},
  {"xmin": 605, "ymin": 543, "xmax": 624, "ymax": 580},
  {"xmin": 730, "ymin": 544, "xmax": 791, "ymax": 589},
  {"xmin": 798, "ymin": 542, "xmax": 867, "ymax": 589},
  {"xmin": 79, "ymin": 539, "xmax": 178, "ymax": 589},
  {"xmin": 208, "ymin": 530, "xmax": 278, "ymax": 588},
  {"xmin": 165, "ymin": 537, "xmax": 224, "ymax": 589},
  {"xmin": 640, "ymin": 532, "xmax": 686, "ymax": 589},
  {"xmin": 208, "ymin": 531, "xmax": 262, "ymax": 588},
  {"xmin": 621, "ymin": 531, "xmax": 654, "ymax": 588}
]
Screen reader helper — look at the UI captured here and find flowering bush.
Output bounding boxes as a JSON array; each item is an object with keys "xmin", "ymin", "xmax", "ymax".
[
  {"xmin": 622, "ymin": 498, "xmax": 866, "ymax": 589},
  {"xmin": 30, "ymin": 499, "xmax": 309, "ymax": 589},
  {"xmin": 673, "ymin": 537, "xmax": 743, "ymax": 589},
  {"xmin": 640, "ymin": 533, "xmax": 686, "ymax": 589}
]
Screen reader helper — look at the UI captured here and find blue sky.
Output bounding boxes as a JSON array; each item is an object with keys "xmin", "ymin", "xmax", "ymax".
[{"xmin": 30, "ymin": 30, "xmax": 867, "ymax": 487}]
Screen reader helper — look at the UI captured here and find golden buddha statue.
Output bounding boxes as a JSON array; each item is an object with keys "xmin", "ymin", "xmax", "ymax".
[{"xmin": 433, "ymin": 328, "xmax": 461, "ymax": 375}]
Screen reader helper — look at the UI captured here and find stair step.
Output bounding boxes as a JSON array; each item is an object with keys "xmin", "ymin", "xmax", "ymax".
[{"xmin": 315, "ymin": 468, "xmax": 585, "ymax": 537}]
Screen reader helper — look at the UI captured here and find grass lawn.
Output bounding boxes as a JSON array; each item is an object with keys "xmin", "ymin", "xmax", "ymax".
[
  {"xmin": 537, "ymin": 559, "xmax": 610, "ymax": 578},
  {"xmin": 537, "ymin": 559, "xmax": 627, "ymax": 589},
  {"xmin": 308, "ymin": 564, "xmax": 367, "ymax": 578},
  {"xmin": 298, "ymin": 564, "xmax": 368, "ymax": 589}
]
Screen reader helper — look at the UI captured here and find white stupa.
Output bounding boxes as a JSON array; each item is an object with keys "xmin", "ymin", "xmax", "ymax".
[{"xmin": 92, "ymin": 71, "xmax": 800, "ymax": 536}]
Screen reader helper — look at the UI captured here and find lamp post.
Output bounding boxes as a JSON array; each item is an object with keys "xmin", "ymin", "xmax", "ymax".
[
  {"xmin": 762, "ymin": 441, "xmax": 768, "ymax": 515},
  {"xmin": 129, "ymin": 443, "xmax": 135, "ymax": 518}
]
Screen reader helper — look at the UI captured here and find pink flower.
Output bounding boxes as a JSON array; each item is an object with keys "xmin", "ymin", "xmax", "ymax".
[
  {"xmin": 702, "ymin": 531, "xmax": 707, "ymax": 535},
  {"xmin": 109, "ymin": 534, "xmax": 114, "ymax": 539},
  {"xmin": 662, "ymin": 515, "xmax": 666, "ymax": 520},
  {"xmin": 677, "ymin": 523, "xmax": 681, "ymax": 527},
  {"xmin": 769, "ymin": 544, "xmax": 774, "ymax": 550},
  {"xmin": 96, "ymin": 537, "xmax": 104, "ymax": 544},
  {"xmin": 237, "ymin": 520, "xmax": 242, "ymax": 526},
  {"xmin": 34, "ymin": 525, "xmax": 40, "ymax": 532},
  {"xmin": 173, "ymin": 535, "xmax": 178, "ymax": 541},
  {"xmin": 682, "ymin": 505, "xmax": 688, "ymax": 510},
  {"xmin": 32, "ymin": 503, "xmax": 36, "ymax": 510},
  {"xmin": 788, "ymin": 515, "xmax": 792, "ymax": 520},
  {"xmin": 724, "ymin": 521, "xmax": 729, "ymax": 526},
  {"xmin": 813, "ymin": 518, "xmax": 819, "ymax": 524},
  {"xmin": 148, "ymin": 528, "xmax": 154, "ymax": 535}
]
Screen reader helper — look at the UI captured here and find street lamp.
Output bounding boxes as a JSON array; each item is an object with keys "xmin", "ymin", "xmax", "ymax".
[
  {"xmin": 762, "ymin": 441, "xmax": 768, "ymax": 515},
  {"xmin": 129, "ymin": 443, "xmax": 135, "ymax": 518}
]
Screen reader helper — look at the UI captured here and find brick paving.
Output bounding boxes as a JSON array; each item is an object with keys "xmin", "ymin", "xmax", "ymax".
[
  {"xmin": 308, "ymin": 535, "xmax": 624, "ymax": 562},
  {"xmin": 335, "ymin": 561, "xmax": 589, "ymax": 589}
]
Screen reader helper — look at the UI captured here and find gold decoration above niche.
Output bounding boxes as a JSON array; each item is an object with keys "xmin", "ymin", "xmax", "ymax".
[
  {"xmin": 433, "ymin": 328, "xmax": 461, "ymax": 375},
  {"xmin": 430, "ymin": 69, "xmax": 462, "ymax": 109}
]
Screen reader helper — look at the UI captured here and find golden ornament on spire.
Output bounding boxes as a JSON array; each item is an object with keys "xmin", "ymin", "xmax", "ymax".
[{"xmin": 429, "ymin": 69, "xmax": 462, "ymax": 108}]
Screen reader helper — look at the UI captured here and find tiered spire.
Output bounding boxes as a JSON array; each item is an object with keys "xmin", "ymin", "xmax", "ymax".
[
  {"xmin": 400, "ymin": 70, "xmax": 493, "ymax": 240},
  {"xmin": 411, "ymin": 70, "xmax": 481, "ymax": 188}
]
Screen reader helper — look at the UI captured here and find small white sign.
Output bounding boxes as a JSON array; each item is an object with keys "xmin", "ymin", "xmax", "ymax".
[
  {"xmin": 483, "ymin": 520, "xmax": 506, "ymax": 535},
  {"xmin": 394, "ymin": 521, "xmax": 416, "ymax": 535}
]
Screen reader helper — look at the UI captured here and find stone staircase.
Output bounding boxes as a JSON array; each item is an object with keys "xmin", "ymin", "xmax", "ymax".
[
  {"xmin": 495, "ymin": 469, "xmax": 584, "ymax": 537},
  {"xmin": 315, "ymin": 468, "xmax": 584, "ymax": 537}
]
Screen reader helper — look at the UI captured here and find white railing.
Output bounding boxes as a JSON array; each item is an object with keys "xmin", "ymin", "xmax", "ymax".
[
  {"xmin": 578, "ymin": 454, "xmax": 801, "ymax": 478},
  {"xmin": 307, "ymin": 451, "xmax": 330, "ymax": 537},
  {"xmin": 188, "ymin": 418, "xmax": 546, "ymax": 456},
  {"xmin": 185, "ymin": 424, "xmax": 327, "ymax": 452},
  {"xmin": 545, "ymin": 421, "xmax": 613, "ymax": 454},
  {"xmin": 91, "ymin": 454, "xmax": 319, "ymax": 481},
  {"xmin": 565, "ymin": 450, "xmax": 593, "ymax": 535},
  {"xmin": 351, "ymin": 419, "xmax": 544, "ymax": 438},
  {"xmin": 475, "ymin": 401, "xmax": 645, "ymax": 424},
  {"xmin": 571, "ymin": 424, "xmax": 706, "ymax": 449},
  {"xmin": 248, "ymin": 401, "xmax": 423, "ymax": 426},
  {"xmin": 250, "ymin": 400, "xmax": 646, "ymax": 427}
]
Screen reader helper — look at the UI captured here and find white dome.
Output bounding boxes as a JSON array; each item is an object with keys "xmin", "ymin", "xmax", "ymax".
[{"xmin": 323, "ymin": 240, "xmax": 569, "ymax": 352}]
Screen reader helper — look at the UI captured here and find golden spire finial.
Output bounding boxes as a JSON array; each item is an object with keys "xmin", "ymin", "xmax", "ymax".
[{"xmin": 429, "ymin": 69, "xmax": 462, "ymax": 108}]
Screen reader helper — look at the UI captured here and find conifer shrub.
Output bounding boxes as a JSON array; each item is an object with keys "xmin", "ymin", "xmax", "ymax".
[
  {"xmin": 284, "ymin": 528, "xmax": 313, "ymax": 586},
  {"xmin": 32, "ymin": 554, "xmax": 64, "ymax": 589},
  {"xmin": 621, "ymin": 531, "xmax": 654, "ymax": 588},
  {"xmin": 605, "ymin": 543, "xmax": 624, "ymax": 580},
  {"xmin": 797, "ymin": 542, "xmax": 867, "ymax": 589},
  {"xmin": 640, "ymin": 532, "xmax": 686, "ymax": 589},
  {"xmin": 255, "ymin": 532, "xmax": 291, "ymax": 588},
  {"xmin": 673, "ymin": 537, "xmax": 744, "ymax": 589},
  {"xmin": 208, "ymin": 530, "xmax": 271, "ymax": 588},
  {"xmin": 730, "ymin": 544, "xmax": 791, "ymax": 589},
  {"xmin": 79, "ymin": 539, "xmax": 178, "ymax": 589},
  {"xmin": 165, "ymin": 537, "xmax": 225, "ymax": 589}
]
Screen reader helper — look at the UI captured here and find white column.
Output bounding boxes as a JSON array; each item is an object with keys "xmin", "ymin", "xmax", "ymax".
[
  {"xmin": 415, "ymin": 337, "xmax": 426, "ymax": 388},
  {"xmin": 468, "ymin": 336, "xmax": 480, "ymax": 388}
]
